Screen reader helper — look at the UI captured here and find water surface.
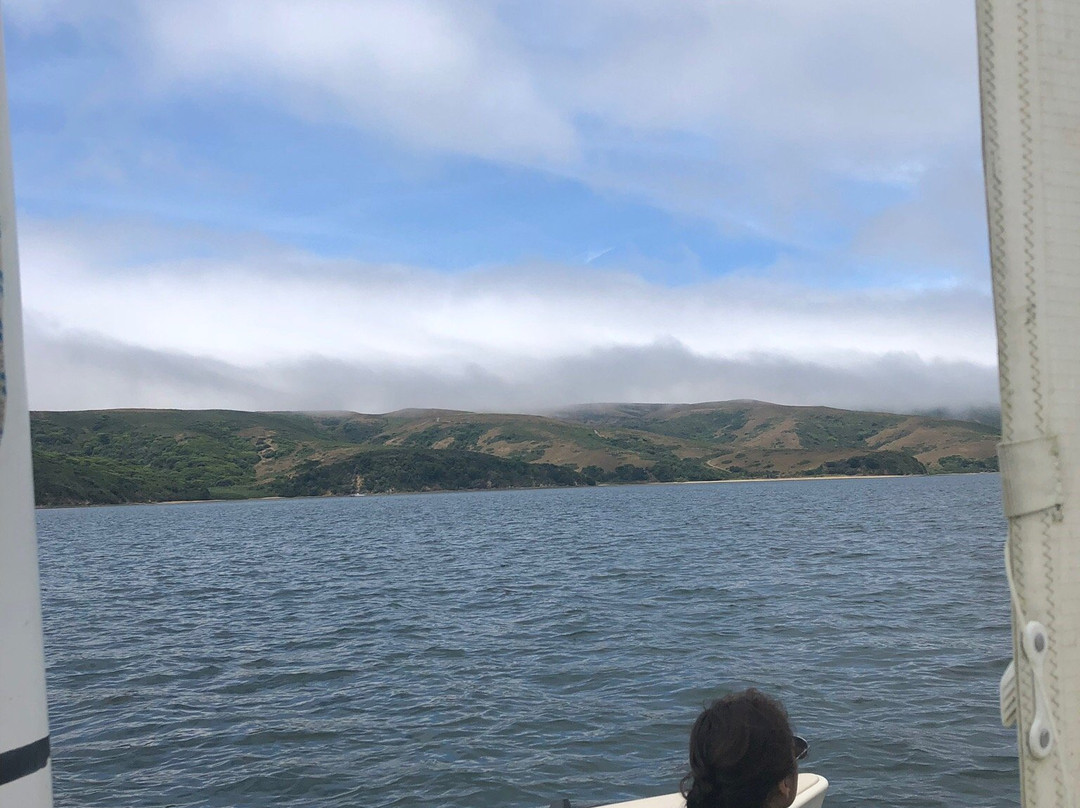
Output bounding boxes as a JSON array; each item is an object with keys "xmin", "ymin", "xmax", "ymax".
[{"xmin": 37, "ymin": 474, "xmax": 1017, "ymax": 807}]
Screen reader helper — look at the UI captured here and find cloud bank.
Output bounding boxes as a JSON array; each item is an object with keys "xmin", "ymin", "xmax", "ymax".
[
  {"xmin": 27, "ymin": 325, "xmax": 998, "ymax": 416},
  {"xmin": 21, "ymin": 219, "xmax": 998, "ymax": 414}
]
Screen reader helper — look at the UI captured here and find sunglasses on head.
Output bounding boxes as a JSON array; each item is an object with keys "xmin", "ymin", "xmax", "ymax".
[{"xmin": 793, "ymin": 735, "xmax": 809, "ymax": 762}]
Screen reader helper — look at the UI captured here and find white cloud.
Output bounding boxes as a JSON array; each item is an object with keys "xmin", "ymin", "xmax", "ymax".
[
  {"xmin": 22, "ymin": 218, "xmax": 995, "ymax": 364},
  {"xmin": 67, "ymin": 0, "xmax": 981, "ymax": 242},
  {"xmin": 850, "ymin": 149, "xmax": 990, "ymax": 286},
  {"xmin": 9, "ymin": 1, "xmax": 989, "ymax": 260},
  {"xmin": 21, "ymin": 217, "xmax": 997, "ymax": 412},
  {"xmin": 129, "ymin": 0, "xmax": 979, "ymax": 170},
  {"xmin": 135, "ymin": 0, "xmax": 577, "ymax": 166},
  {"xmin": 552, "ymin": 0, "xmax": 983, "ymax": 245},
  {"xmin": 544, "ymin": 0, "xmax": 977, "ymax": 156}
]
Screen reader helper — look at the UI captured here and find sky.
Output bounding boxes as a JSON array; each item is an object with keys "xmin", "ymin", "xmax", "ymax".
[{"xmin": 6, "ymin": 0, "xmax": 1000, "ymax": 415}]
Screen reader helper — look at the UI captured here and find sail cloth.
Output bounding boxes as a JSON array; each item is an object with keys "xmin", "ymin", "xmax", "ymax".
[
  {"xmin": 0, "ymin": 11, "xmax": 53, "ymax": 808},
  {"xmin": 979, "ymin": 1, "xmax": 1080, "ymax": 806}
]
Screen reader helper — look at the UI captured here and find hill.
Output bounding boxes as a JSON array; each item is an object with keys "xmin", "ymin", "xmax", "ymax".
[{"xmin": 30, "ymin": 401, "xmax": 1000, "ymax": 506}]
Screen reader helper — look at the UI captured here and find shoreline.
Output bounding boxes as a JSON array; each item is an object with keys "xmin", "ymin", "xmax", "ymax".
[{"xmin": 34, "ymin": 470, "xmax": 997, "ymax": 510}]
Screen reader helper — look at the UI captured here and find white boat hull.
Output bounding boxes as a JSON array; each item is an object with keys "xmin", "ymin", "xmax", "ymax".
[{"xmin": 592, "ymin": 771, "xmax": 829, "ymax": 808}]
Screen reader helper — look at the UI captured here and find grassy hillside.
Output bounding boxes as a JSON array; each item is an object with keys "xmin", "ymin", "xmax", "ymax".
[{"xmin": 30, "ymin": 401, "xmax": 999, "ymax": 506}]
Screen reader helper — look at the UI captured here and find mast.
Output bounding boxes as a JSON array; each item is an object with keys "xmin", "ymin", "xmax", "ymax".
[
  {"xmin": 978, "ymin": 1, "xmax": 1080, "ymax": 806},
  {"xmin": 0, "ymin": 6, "xmax": 53, "ymax": 807}
]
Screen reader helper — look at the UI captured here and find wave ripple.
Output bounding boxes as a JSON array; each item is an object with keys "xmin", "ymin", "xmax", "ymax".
[{"xmin": 37, "ymin": 474, "xmax": 1017, "ymax": 808}]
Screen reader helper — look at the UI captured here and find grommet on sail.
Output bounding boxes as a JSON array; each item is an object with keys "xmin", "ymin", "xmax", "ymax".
[
  {"xmin": 0, "ymin": 8, "xmax": 54, "ymax": 808},
  {"xmin": 978, "ymin": 0, "xmax": 1080, "ymax": 806}
]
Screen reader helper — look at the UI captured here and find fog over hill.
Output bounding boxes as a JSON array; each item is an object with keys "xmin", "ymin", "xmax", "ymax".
[{"xmin": 27, "ymin": 326, "xmax": 999, "ymax": 417}]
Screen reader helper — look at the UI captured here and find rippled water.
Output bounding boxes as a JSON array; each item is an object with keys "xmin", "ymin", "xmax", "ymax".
[{"xmin": 36, "ymin": 474, "xmax": 1017, "ymax": 808}]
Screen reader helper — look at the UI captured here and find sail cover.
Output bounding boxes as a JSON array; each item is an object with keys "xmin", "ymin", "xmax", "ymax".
[
  {"xmin": 979, "ymin": 1, "xmax": 1080, "ymax": 806},
  {"xmin": 0, "ymin": 11, "xmax": 53, "ymax": 808}
]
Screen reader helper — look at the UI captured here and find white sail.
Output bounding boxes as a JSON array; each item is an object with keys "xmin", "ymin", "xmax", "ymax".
[
  {"xmin": 0, "ymin": 7, "xmax": 53, "ymax": 808},
  {"xmin": 978, "ymin": 1, "xmax": 1080, "ymax": 806}
]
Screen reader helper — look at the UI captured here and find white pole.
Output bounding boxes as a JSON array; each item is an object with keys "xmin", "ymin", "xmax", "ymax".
[{"xmin": 0, "ymin": 3, "xmax": 53, "ymax": 805}]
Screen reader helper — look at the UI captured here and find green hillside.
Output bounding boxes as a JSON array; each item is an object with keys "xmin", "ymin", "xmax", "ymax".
[{"xmin": 30, "ymin": 401, "xmax": 1000, "ymax": 506}]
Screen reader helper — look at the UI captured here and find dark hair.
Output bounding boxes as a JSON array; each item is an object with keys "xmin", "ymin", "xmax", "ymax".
[{"xmin": 680, "ymin": 688, "xmax": 796, "ymax": 808}]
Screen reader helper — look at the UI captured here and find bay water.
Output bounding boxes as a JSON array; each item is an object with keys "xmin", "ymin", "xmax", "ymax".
[{"xmin": 36, "ymin": 473, "xmax": 1017, "ymax": 807}]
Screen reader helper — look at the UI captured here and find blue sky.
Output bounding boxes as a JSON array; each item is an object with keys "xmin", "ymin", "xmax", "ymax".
[{"xmin": 7, "ymin": 1, "xmax": 999, "ymax": 413}]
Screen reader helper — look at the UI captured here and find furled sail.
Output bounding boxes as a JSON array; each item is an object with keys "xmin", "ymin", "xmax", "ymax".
[
  {"xmin": 978, "ymin": 1, "xmax": 1080, "ymax": 806},
  {"xmin": 0, "ymin": 9, "xmax": 54, "ymax": 808}
]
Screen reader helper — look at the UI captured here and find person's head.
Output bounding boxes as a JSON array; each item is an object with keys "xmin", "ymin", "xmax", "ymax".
[{"xmin": 681, "ymin": 689, "xmax": 800, "ymax": 808}]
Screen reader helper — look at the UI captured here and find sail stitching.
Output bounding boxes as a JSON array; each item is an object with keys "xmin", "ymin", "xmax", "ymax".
[
  {"xmin": 1016, "ymin": 2, "xmax": 1066, "ymax": 805},
  {"xmin": 978, "ymin": 10, "xmax": 1038, "ymax": 792},
  {"xmin": 980, "ymin": 0, "xmax": 1013, "ymax": 443},
  {"xmin": 1017, "ymin": 0, "xmax": 1044, "ymax": 437}
]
